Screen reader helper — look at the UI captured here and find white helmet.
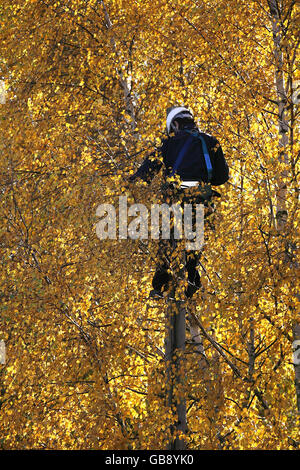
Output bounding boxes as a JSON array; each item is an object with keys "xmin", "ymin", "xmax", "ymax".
[{"xmin": 166, "ymin": 106, "xmax": 194, "ymax": 134}]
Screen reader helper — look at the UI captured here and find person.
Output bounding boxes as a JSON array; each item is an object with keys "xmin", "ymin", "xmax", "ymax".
[{"xmin": 129, "ymin": 106, "xmax": 229, "ymax": 299}]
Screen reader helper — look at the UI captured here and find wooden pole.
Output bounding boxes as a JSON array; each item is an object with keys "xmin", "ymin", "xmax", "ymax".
[{"xmin": 165, "ymin": 298, "xmax": 187, "ymax": 450}]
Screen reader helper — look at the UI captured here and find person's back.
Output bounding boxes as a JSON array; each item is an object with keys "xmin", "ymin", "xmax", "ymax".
[{"xmin": 130, "ymin": 106, "xmax": 229, "ymax": 188}]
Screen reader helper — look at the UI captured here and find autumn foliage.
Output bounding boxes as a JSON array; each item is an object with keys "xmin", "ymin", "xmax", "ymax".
[{"xmin": 0, "ymin": 0, "xmax": 299, "ymax": 449}]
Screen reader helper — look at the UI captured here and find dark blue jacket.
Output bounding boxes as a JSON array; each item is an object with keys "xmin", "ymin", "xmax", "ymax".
[{"xmin": 130, "ymin": 129, "xmax": 229, "ymax": 186}]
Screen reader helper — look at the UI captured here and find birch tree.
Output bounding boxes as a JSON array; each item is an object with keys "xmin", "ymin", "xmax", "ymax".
[{"xmin": 0, "ymin": 0, "xmax": 299, "ymax": 450}]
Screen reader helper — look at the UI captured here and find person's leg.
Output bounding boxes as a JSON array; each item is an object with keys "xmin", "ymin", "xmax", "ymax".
[
  {"xmin": 185, "ymin": 250, "xmax": 201, "ymax": 298},
  {"xmin": 150, "ymin": 238, "xmax": 171, "ymax": 296},
  {"xmin": 152, "ymin": 263, "xmax": 170, "ymax": 292}
]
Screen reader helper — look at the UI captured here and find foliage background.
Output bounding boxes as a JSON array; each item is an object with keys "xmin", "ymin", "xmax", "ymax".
[{"xmin": 0, "ymin": 0, "xmax": 299, "ymax": 449}]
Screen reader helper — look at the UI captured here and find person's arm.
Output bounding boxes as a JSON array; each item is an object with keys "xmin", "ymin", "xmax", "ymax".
[
  {"xmin": 210, "ymin": 138, "xmax": 229, "ymax": 186},
  {"xmin": 129, "ymin": 148, "xmax": 163, "ymax": 184}
]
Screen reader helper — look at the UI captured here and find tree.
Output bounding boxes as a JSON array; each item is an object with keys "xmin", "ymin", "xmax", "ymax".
[{"xmin": 0, "ymin": 0, "xmax": 299, "ymax": 449}]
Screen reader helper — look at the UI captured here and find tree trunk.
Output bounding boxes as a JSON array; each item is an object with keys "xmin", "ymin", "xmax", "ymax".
[
  {"xmin": 293, "ymin": 324, "xmax": 300, "ymax": 411},
  {"xmin": 268, "ymin": 0, "xmax": 300, "ymax": 412},
  {"xmin": 99, "ymin": 0, "xmax": 136, "ymax": 130},
  {"xmin": 268, "ymin": 0, "xmax": 289, "ymax": 227}
]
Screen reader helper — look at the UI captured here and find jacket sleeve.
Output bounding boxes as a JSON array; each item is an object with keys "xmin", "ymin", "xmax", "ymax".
[
  {"xmin": 129, "ymin": 149, "xmax": 163, "ymax": 184},
  {"xmin": 210, "ymin": 138, "xmax": 229, "ymax": 186}
]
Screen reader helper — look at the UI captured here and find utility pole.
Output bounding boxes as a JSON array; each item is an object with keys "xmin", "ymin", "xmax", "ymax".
[
  {"xmin": 162, "ymin": 232, "xmax": 188, "ymax": 450},
  {"xmin": 165, "ymin": 297, "xmax": 187, "ymax": 450}
]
